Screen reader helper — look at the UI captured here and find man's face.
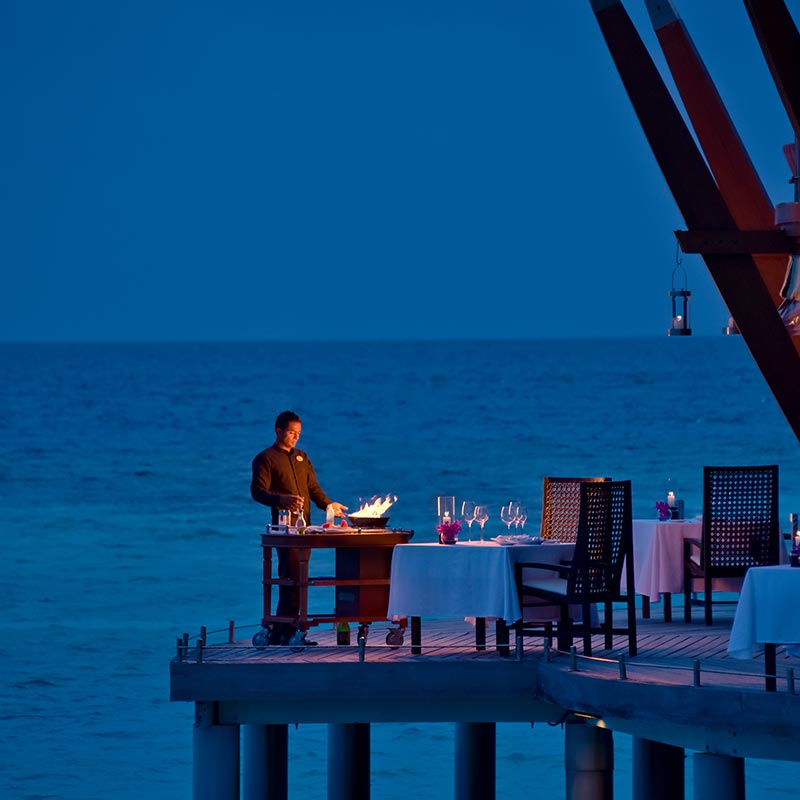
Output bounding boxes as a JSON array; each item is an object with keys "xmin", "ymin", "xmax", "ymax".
[{"xmin": 275, "ymin": 421, "xmax": 302, "ymax": 451}]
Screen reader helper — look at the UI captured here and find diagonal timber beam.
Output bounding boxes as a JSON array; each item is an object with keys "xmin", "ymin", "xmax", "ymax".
[
  {"xmin": 744, "ymin": 0, "xmax": 800, "ymax": 142},
  {"xmin": 645, "ymin": 0, "xmax": 790, "ymax": 304},
  {"xmin": 589, "ymin": 0, "xmax": 800, "ymax": 442}
]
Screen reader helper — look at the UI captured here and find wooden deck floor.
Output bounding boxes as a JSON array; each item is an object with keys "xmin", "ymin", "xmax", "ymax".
[{"xmin": 178, "ymin": 603, "xmax": 799, "ymax": 692}]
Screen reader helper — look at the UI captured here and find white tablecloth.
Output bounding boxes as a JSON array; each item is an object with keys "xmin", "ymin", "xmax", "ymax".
[
  {"xmin": 387, "ymin": 540, "xmax": 574, "ymax": 625},
  {"xmin": 622, "ymin": 519, "xmax": 703, "ymax": 601},
  {"xmin": 728, "ymin": 565, "xmax": 800, "ymax": 658}
]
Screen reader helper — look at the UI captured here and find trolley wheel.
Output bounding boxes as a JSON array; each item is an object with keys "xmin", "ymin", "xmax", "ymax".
[
  {"xmin": 385, "ymin": 628, "xmax": 404, "ymax": 648},
  {"xmin": 288, "ymin": 630, "xmax": 307, "ymax": 652},
  {"xmin": 252, "ymin": 628, "xmax": 270, "ymax": 649}
]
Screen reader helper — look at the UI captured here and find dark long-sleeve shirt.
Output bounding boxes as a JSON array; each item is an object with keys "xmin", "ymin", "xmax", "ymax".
[{"xmin": 250, "ymin": 444, "xmax": 333, "ymax": 525}]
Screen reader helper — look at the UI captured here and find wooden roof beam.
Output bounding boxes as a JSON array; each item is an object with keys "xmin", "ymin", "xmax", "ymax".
[{"xmin": 590, "ymin": 0, "xmax": 800, "ymax": 441}]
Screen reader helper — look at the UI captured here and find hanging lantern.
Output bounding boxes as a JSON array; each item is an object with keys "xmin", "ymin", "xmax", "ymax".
[
  {"xmin": 668, "ymin": 245, "xmax": 692, "ymax": 336},
  {"xmin": 722, "ymin": 314, "xmax": 740, "ymax": 335}
]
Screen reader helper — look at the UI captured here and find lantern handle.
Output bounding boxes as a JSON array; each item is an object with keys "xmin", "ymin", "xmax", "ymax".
[{"xmin": 671, "ymin": 242, "xmax": 689, "ymax": 291}]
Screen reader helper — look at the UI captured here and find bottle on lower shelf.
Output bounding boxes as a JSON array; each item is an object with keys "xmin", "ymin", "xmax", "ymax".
[{"xmin": 336, "ymin": 621, "xmax": 351, "ymax": 645}]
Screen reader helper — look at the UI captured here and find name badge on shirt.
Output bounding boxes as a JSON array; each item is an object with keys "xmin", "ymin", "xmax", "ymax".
[{"xmin": 296, "ymin": 455, "xmax": 304, "ymax": 462}]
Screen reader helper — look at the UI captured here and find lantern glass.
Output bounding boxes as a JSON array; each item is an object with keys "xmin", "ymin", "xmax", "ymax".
[{"xmin": 436, "ymin": 495, "xmax": 455, "ymax": 525}]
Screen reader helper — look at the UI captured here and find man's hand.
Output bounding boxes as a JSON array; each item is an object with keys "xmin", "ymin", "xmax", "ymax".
[
  {"xmin": 329, "ymin": 501, "xmax": 349, "ymax": 516},
  {"xmin": 279, "ymin": 494, "xmax": 304, "ymax": 511}
]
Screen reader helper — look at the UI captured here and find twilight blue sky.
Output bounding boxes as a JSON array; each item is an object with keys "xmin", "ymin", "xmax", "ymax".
[{"xmin": 2, "ymin": 0, "xmax": 798, "ymax": 341}]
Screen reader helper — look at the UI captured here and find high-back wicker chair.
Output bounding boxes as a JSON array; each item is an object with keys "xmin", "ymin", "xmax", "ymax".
[
  {"xmin": 516, "ymin": 480, "xmax": 637, "ymax": 657},
  {"xmin": 540, "ymin": 476, "xmax": 611, "ymax": 542},
  {"xmin": 684, "ymin": 464, "xmax": 780, "ymax": 625}
]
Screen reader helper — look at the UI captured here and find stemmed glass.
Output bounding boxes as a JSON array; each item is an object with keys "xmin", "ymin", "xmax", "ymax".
[
  {"xmin": 461, "ymin": 500, "xmax": 477, "ymax": 542},
  {"xmin": 501, "ymin": 502, "xmax": 519, "ymax": 532},
  {"xmin": 516, "ymin": 503, "xmax": 528, "ymax": 531},
  {"xmin": 474, "ymin": 505, "xmax": 489, "ymax": 541}
]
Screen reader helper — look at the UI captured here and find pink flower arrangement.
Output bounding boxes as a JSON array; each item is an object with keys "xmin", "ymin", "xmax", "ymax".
[
  {"xmin": 436, "ymin": 519, "xmax": 462, "ymax": 536},
  {"xmin": 437, "ymin": 518, "xmax": 462, "ymax": 543},
  {"xmin": 655, "ymin": 501, "xmax": 672, "ymax": 521}
]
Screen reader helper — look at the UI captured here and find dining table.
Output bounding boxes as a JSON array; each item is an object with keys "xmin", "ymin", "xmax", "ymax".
[
  {"xmin": 386, "ymin": 539, "xmax": 575, "ymax": 654},
  {"xmin": 727, "ymin": 564, "xmax": 800, "ymax": 691},
  {"xmin": 624, "ymin": 518, "xmax": 789, "ymax": 622},
  {"xmin": 622, "ymin": 518, "xmax": 703, "ymax": 621}
]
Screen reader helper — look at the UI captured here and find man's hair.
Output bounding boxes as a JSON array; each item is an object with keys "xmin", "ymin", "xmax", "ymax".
[{"xmin": 275, "ymin": 410, "xmax": 301, "ymax": 429}]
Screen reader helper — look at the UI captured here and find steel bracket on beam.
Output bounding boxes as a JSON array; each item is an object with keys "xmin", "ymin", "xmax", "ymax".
[{"xmin": 675, "ymin": 229, "xmax": 796, "ymax": 255}]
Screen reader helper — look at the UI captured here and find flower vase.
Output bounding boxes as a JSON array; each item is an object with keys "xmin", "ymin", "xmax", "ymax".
[
  {"xmin": 439, "ymin": 530, "xmax": 458, "ymax": 545},
  {"xmin": 655, "ymin": 501, "xmax": 671, "ymax": 521}
]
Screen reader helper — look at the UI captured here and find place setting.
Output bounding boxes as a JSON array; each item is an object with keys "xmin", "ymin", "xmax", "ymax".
[
  {"xmin": 435, "ymin": 496, "xmax": 534, "ymax": 545},
  {"xmin": 492, "ymin": 501, "xmax": 539, "ymax": 545}
]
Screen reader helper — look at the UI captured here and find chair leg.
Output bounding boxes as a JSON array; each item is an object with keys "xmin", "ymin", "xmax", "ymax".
[
  {"xmin": 765, "ymin": 643, "xmax": 777, "ymax": 692},
  {"xmin": 582, "ymin": 600, "xmax": 593, "ymax": 657},
  {"xmin": 684, "ymin": 570, "xmax": 692, "ymax": 624},
  {"xmin": 627, "ymin": 593, "xmax": 638, "ymax": 657},
  {"xmin": 663, "ymin": 593, "xmax": 672, "ymax": 623},
  {"xmin": 604, "ymin": 600, "xmax": 613, "ymax": 650},
  {"xmin": 704, "ymin": 574, "xmax": 713, "ymax": 626},
  {"xmin": 557, "ymin": 604, "xmax": 573, "ymax": 653},
  {"xmin": 495, "ymin": 620, "xmax": 510, "ymax": 657}
]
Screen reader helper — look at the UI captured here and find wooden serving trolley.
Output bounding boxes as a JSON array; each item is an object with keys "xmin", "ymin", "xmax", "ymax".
[{"xmin": 254, "ymin": 527, "xmax": 414, "ymax": 649}]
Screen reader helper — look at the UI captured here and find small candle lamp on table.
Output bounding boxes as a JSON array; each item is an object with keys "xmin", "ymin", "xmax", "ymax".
[{"xmin": 665, "ymin": 479, "xmax": 684, "ymax": 520}]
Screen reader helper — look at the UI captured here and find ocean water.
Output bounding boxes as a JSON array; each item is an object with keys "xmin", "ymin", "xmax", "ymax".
[{"xmin": 3, "ymin": 337, "xmax": 800, "ymax": 799}]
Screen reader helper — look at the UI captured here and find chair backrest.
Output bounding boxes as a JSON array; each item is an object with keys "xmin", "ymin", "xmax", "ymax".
[
  {"xmin": 567, "ymin": 480, "xmax": 633, "ymax": 600},
  {"xmin": 702, "ymin": 465, "xmax": 780, "ymax": 574},
  {"xmin": 541, "ymin": 476, "xmax": 611, "ymax": 542}
]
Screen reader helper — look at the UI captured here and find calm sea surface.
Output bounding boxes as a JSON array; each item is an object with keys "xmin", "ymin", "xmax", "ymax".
[{"xmin": 3, "ymin": 338, "xmax": 800, "ymax": 799}]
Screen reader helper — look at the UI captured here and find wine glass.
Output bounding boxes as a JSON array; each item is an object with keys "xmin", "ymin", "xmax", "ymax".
[
  {"xmin": 474, "ymin": 505, "xmax": 489, "ymax": 541},
  {"xmin": 501, "ymin": 502, "xmax": 518, "ymax": 532},
  {"xmin": 516, "ymin": 503, "xmax": 528, "ymax": 531},
  {"xmin": 461, "ymin": 500, "xmax": 477, "ymax": 542}
]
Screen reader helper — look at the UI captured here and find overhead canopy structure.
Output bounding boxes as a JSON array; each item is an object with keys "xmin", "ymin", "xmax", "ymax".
[{"xmin": 589, "ymin": 0, "xmax": 800, "ymax": 443}]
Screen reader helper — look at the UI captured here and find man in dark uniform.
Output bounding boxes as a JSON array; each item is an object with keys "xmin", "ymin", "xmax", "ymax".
[{"xmin": 251, "ymin": 410, "xmax": 348, "ymax": 644}]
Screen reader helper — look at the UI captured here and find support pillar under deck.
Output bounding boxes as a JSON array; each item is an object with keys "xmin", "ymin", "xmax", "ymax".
[
  {"xmin": 193, "ymin": 702, "xmax": 240, "ymax": 800},
  {"xmin": 693, "ymin": 753, "xmax": 745, "ymax": 800},
  {"xmin": 242, "ymin": 723, "xmax": 288, "ymax": 800},
  {"xmin": 454, "ymin": 722, "xmax": 496, "ymax": 800},
  {"xmin": 633, "ymin": 736, "xmax": 684, "ymax": 800},
  {"xmin": 327, "ymin": 722, "xmax": 370, "ymax": 800},
  {"xmin": 565, "ymin": 719, "xmax": 614, "ymax": 800}
]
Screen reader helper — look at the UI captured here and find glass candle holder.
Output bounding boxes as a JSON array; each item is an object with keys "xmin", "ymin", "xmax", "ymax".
[{"xmin": 436, "ymin": 495, "xmax": 456, "ymax": 526}]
